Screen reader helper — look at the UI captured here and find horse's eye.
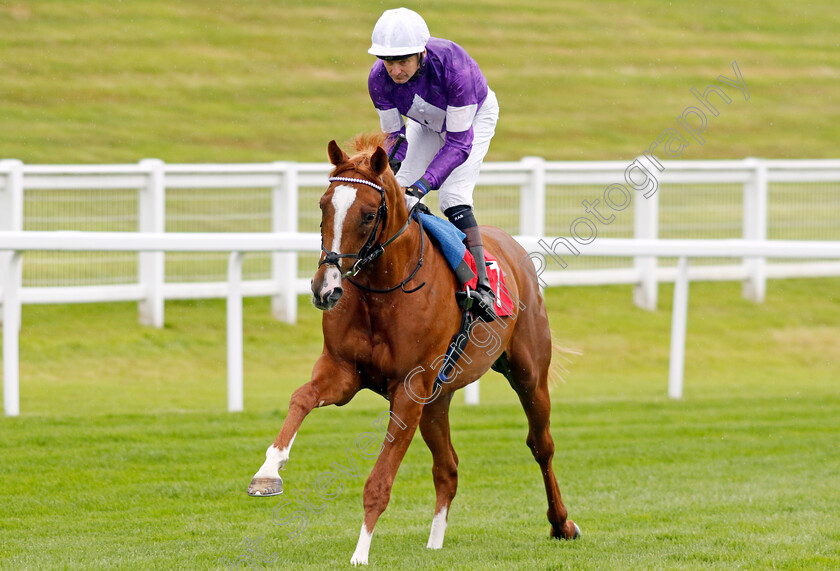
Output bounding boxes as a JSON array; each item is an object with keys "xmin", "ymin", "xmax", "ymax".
[{"xmin": 362, "ymin": 212, "xmax": 376, "ymax": 224}]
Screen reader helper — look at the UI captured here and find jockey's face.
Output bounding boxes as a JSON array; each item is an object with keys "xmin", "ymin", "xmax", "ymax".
[{"xmin": 383, "ymin": 53, "xmax": 422, "ymax": 84}]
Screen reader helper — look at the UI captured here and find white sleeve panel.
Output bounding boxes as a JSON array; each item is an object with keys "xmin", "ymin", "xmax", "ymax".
[
  {"xmin": 445, "ymin": 103, "xmax": 478, "ymax": 133},
  {"xmin": 377, "ymin": 108, "xmax": 404, "ymax": 133}
]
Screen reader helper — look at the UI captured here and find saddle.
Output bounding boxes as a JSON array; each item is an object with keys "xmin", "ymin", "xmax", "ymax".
[
  {"xmin": 413, "ymin": 211, "xmax": 515, "ymax": 390},
  {"xmin": 413, "ymin": 210, "xmax": 514, "ymax": 318}
]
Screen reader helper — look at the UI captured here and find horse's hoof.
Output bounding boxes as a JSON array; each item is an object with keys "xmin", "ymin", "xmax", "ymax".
[
  {"xmin": 550, "ymin": 521, "xmax": 580, "ymax": 540},
  {"xmin": 247, "ymin": 477, "xmax": 283, "ymax": 497}
]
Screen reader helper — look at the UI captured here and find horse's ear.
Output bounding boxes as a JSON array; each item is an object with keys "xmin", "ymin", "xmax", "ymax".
[
  {"xmin": 370, "ymin": 146, "xmax": 389, "ymax": 176},
  {"xmin": 327, "ymin": 140, "xmax": 349, "ymax": 166}
]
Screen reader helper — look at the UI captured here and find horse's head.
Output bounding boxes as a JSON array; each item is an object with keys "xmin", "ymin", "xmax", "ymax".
[{"xmin": 311, "ymin": 134, "xmax": 407, "ymax": 310}]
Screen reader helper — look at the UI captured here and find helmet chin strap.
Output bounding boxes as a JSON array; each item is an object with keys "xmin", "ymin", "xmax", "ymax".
[{"xmin": 409, "ymin": 50, "xmax": 426, "ymax": 81}]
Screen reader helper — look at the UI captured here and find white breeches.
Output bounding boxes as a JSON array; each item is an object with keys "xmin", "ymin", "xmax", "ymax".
[{"xmin": 396, "ymin": 89, "xmax": 499, "ymax": 213}]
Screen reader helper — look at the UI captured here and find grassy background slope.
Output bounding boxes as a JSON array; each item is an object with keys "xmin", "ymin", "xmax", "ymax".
[{"xmin": 1, "ymin": 0, "xmax": 838, "ymax": 163}]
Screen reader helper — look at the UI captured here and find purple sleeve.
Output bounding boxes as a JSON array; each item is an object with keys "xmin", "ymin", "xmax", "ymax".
[{"xmin": 421, "ymin": 130, "xmax": 472, "ymax": 190}]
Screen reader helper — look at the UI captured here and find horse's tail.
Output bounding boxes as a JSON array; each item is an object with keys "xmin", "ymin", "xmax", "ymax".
[{"xmin": 548, "ymin": 330, "xmax": 582, "ymax": 389}]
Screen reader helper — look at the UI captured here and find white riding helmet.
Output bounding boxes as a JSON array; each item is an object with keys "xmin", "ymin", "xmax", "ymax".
[{"xmin": 368, "ymin": 8, "xmax": 430, "ymax": 58}]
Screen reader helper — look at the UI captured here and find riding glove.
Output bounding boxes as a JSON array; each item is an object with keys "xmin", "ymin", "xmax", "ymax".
[
  {"xmin": 408, "ymin": 177, "xmax": 431, "ymax": 196},
  {"xmin": 404, "ymin": 178, "xmax": 430, "ymax": 211}
]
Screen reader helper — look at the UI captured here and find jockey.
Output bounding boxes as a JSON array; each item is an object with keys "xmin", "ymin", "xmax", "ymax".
[{"xmin": 367, "ymin": 7, "xmax": 500, "ymax": 321}]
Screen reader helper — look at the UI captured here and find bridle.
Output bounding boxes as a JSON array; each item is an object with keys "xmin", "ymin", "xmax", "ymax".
[{"xmin": 319, "ymin": 174, "xmax": 426, "ymax": 294}]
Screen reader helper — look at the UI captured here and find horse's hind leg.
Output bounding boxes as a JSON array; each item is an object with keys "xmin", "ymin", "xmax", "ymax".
[
  {"xmin": 494, "ymin": 349, "xmax": 580, "ymax": 540},
  {"xmin": 419, "ymin": 391, "xmax": 459, "ymax": 549}
]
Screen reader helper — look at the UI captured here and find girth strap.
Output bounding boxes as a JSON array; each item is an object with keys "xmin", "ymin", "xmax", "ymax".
[{"xmin": 433, "ymin": 296, "xmax": 475, "ymax": 392}]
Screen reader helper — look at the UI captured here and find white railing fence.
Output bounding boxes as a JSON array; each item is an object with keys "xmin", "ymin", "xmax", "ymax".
[
  {"xmin": 0, "ymin": 232, "xmax": 316, "ymax": 417},
  {"xmin": 3, "ymin": 232, "xmax": 840, "ymax": 417},
  {"xmin": 2, "ymin": 158, "xmax": 840, "ymax": 415},
  {"xmin": 2, "ymin": 158, "xmax": 840, "ymax": 329}
]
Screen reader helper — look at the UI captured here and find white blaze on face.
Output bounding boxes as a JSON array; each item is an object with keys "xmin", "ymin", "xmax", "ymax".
[
  {"xmin": 324, "ymin": 185, "xmax": 357, "ymax": 288},
  {"xmin": 330, "ymin": 185, "xmax": 358, "ymax": 253}
]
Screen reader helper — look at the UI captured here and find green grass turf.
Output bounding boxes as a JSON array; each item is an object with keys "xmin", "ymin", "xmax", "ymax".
[
  {"xmin": 2, "ymin": 0, "xmax": 838, "ymax": 164},
  {"xmin": 1, "ymin": 397, "xmax": 838, "ymax": 570},
  {"xmin": 2, "ymin": 0, "xmax": 839, "ymax": 567},
  {"xmin": 1, "ymin": 279, "xmax": 839, "ymax": 568}
]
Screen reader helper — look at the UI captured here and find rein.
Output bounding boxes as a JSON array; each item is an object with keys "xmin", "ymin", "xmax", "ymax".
[{"xmin": 320, "ymin": 175, "xmax": 426, "ymax": 294}]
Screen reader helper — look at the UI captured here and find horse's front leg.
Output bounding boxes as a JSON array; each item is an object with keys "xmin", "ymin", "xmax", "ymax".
[
  {"xmin": 247, "ymin": 356, "xmax": 358, "ymax": 497},
  {"xmin": 350, "ymin": 390, "xmax": 425, "ymax": 566}
]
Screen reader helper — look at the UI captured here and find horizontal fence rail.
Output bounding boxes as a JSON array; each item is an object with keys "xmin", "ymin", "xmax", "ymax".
[
  {"xmin": 3, "ymin": 157, "xmax": 840, "ymax": 326},
  {"xmin": 2, "ymin": 231, "xmax": 840, "ymax": 416}
]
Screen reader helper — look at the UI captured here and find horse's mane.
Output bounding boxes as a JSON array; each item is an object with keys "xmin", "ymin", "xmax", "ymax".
[
  {"xmin": 329, "ymin": 131, "xmax": 400, "ymax": 181},
  {"xmin": 350, "ymin": 131, "xmax": 395, "ymax": 156}
]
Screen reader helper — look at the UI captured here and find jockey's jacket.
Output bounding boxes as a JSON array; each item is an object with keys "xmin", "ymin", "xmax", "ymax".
[{"xmin": 368, "ymin": 37, "xmax": 490, "ymax": 191}]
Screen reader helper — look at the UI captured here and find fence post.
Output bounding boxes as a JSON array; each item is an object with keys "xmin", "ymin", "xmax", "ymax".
[
  {"xmin": 742, "ymin": 158, "xmax": 767, "ymax": 303},
  {"xmin": 519, "ymin": 157, "xmax": 546, "ymax": 237},
  {"xmin": 3, "ymin": 252, "xmax": 22, "ymax": 416},
  {"xmin": 464, "ymin": 381, "xmax": 480, "ymax": 405},
  {"xmin": 2, "ymin": 251, "xmax": 23, "ymax": 416},
  {"xmin": 0, "ymin": 160, "xmax": 23, "ymax": 328},
  {"xmin": 633, "ymin": 170, "xmax": 659, "ymax": 310},
  {"xmin": 138, "ymin": 159, "xmax": 165, "ymax": 328},
  {"xmin": 271, "ymin": 162, "xmax": 298, "ymax": 324},
  {"xmin": 227, "ymin": 251, "xmax": 245, "ymax": 412},
  {"xmin": 668, "ymin": 256, "xmax": 690, "ymax": 399}
]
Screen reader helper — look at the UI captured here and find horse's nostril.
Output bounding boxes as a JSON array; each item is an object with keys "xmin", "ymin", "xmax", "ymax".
[{"xmin": 331, "ymin": 286, "xmax": 344, "ymax": 301}]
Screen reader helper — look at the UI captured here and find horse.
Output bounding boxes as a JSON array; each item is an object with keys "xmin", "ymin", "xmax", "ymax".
[{"xmin": 247, "ymin": 133, "xmax": 579, "ymax": 565}]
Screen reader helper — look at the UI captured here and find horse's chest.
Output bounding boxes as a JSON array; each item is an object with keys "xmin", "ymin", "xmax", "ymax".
[
  {"xmin": 353, "ymin": 332, "xmax": 404, "ymax": 389},
  {"xmin": 369, "ymin": 333, "xmax": 400, "ymax": 377},
  {"xmin": 342, "ymin": 310, "xmax": 435, "ymax": 393}
]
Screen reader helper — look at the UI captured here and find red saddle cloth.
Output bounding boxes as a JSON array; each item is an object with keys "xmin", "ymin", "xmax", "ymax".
[{"xmin": 461, "ymin": 251, "xmax": 515, "ymax": 317}]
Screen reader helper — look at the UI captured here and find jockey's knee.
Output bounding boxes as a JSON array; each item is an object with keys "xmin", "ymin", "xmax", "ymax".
[{"xmin": 443, "ymin": 205, "xmax": 476, "ymax": 231}]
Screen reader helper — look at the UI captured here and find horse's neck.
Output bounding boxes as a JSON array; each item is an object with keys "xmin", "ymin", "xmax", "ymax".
[
  {"xmin": 377, "ymin": 215, "xmax": 421, "ymax": 275},
  {"xmin": 354, "ymin": 216, "xmax": 424, "ymax": 295}
]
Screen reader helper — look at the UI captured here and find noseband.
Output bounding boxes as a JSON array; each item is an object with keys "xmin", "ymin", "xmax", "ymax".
[{"xmin": 319, "ymin": 175, "xmax": 426, "ymax": 294}]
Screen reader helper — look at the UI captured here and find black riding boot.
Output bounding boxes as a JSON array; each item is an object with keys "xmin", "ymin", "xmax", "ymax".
[
  {"xmin": 463, "ymin": 229, "xmax": 498, "ymax": 321},
  {"xmin": 444, "ymin": 204, "xmax": 498, "ymax": 321}
]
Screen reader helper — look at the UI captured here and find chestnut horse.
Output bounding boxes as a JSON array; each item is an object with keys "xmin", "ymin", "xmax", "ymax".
[{"xmin": 247, "ymin": 133, "xmax": 579, "ymax": 565}]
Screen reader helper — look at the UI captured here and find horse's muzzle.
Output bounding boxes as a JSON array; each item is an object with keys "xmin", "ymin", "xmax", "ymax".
[
  {"xmin": 311, "ymin": 266, "xmax": 344, "ymax": 310},
  {"xmin": 312, "ymin": 285, "xmax": 343, "ymax": 310}
]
